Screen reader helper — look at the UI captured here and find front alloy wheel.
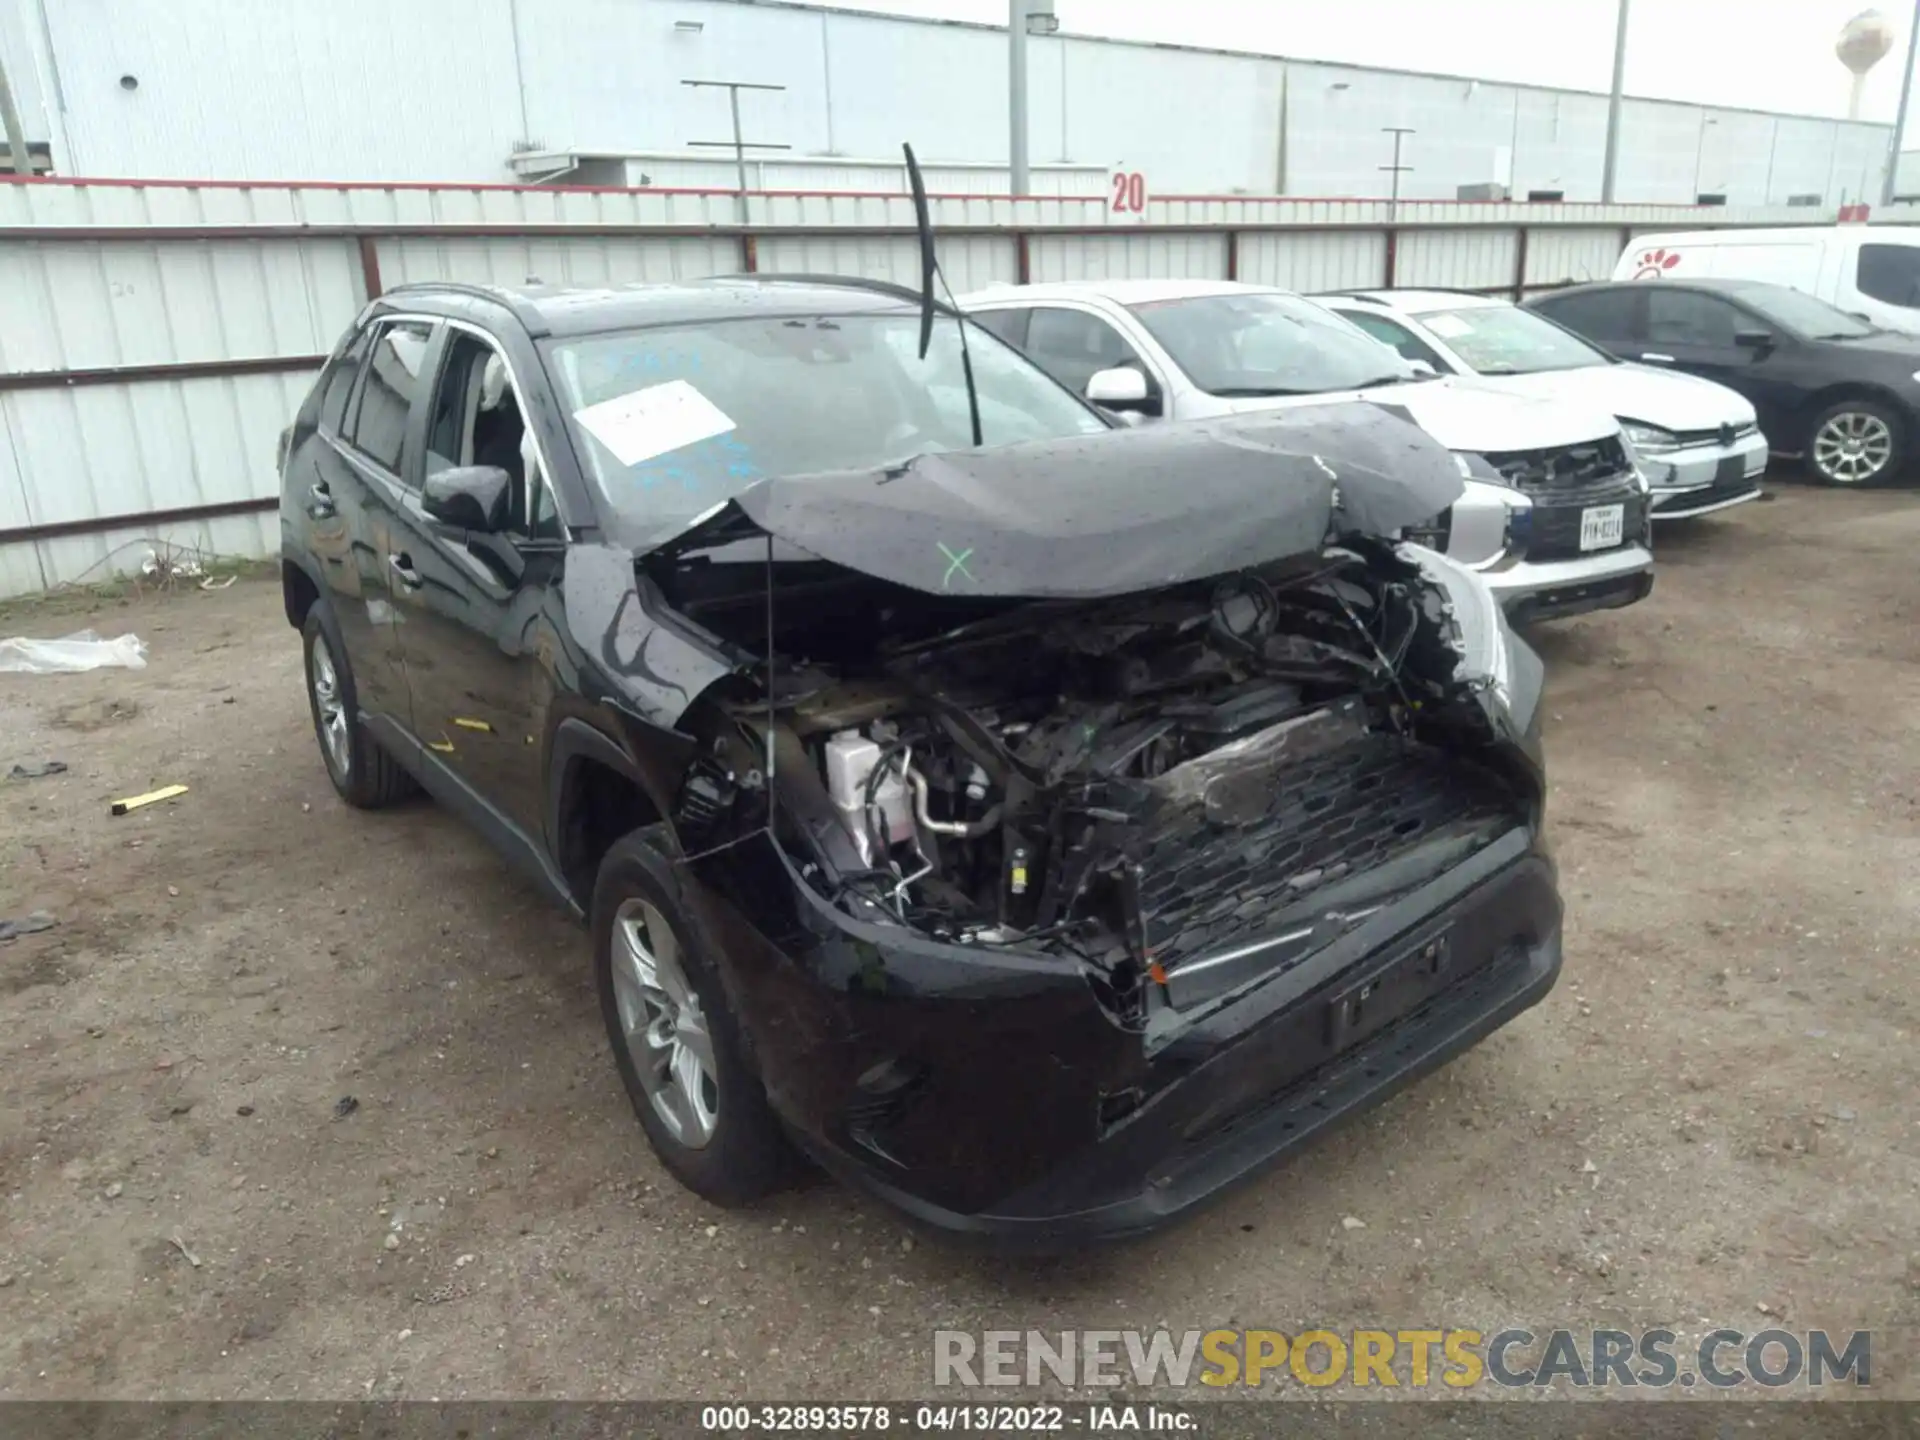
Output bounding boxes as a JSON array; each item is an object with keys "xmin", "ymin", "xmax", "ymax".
[
  {"xmin": 591, "ymin": 828, "xmax": 790, "ymax": 1205},
  {"xmin": 1810, "ymin": 406, "xmax": 1896, "ymax": 485},
  {"xmin": 609, "ymin": 898, "xmax": 719, "ymax": 1148}
]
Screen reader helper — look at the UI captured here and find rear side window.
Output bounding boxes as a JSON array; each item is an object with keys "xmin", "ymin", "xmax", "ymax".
[
  {"xmin": 1535, "ymin": 290, "xmax": 1638, "ymax": 344},
  {"xmin": 1856, "ymin": 243, "xmax": 1920, "ymax": 308},
  {"xmin": 317, "ymin": 326, "xmax": 375, "ymax": 434},
  {"xmin": 344, "ymin": 320, "xmax": 436, "ymax": 474}
]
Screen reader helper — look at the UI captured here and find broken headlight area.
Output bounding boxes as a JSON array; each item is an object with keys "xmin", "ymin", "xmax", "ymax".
[{"xmin": 675, "ymin": 538, "xmax": 1540, "ymax": 1024}]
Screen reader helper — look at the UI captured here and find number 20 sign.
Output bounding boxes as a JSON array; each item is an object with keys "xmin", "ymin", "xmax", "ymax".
[{"xmin": 1110, "ymin": 171, "xmax": 1147, "ymax": 214}]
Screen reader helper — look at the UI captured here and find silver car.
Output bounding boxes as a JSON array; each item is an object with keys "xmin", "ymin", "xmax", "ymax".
[{"xmin": 1316, "ymin": 289, "xmax": 1767, "ymax": 520}]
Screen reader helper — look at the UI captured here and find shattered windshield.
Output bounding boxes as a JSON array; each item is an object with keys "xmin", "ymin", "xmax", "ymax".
[{"xmin": 545, "ymin": 313, "xmax": 1109, "ymax": 547}]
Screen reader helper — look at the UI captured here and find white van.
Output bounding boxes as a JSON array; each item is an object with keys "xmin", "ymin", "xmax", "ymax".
[{"xmin": 1612, "ymin": 226, "xmax": 1920, "ymax": 335}]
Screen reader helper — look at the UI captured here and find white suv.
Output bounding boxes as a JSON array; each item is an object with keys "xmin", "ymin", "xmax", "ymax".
[
  {"xmin": 961, "ymin": 279, "xmax": 1655, "ymax": 624},
  {"xmin": 1315, "ymin": 289, "xmax": 1766, "ymax": 520}
]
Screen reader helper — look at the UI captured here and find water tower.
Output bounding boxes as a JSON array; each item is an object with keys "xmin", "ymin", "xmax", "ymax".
[{"xmin": 1838, "ymin": 10, "xmax": 1896, "ymax": 120}]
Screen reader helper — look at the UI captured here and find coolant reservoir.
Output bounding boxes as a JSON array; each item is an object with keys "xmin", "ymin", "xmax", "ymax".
[{"xmin": 824, "ymin": 730, "xmax": 915, "ymax": 863}]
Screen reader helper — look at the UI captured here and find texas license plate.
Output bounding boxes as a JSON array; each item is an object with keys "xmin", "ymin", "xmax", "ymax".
[{"xmin": 1579, "ymin": 504, "xmax": 1625, "ymax": 551}]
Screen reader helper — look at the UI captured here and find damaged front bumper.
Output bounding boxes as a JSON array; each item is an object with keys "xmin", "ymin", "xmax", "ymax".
[
  {"xmin": 1474, "ymin": 544, "xmax": 1655, "ymax": 626},
  {"xmin": 689, "ymin": 723, "xmax": 1560, "ymax": 1246},
  {"xmin": 1445, "ymin": 474, "xmax": 1656, "ymax": 624},
  {"xmin": 699, "ymin": 820, "xmax": 1559, "ymax": 1246},
  {"xmin": 853, "ymin": 840, "xmax": 1560, "ymax": 1244},
  {"xmin": 1644, "ymin": 428, "xmax": 1767, "ymax": 520}
]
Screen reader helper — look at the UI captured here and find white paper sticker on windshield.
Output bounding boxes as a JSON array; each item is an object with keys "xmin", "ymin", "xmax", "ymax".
[
  {"xmin": 1424, "ymin": 313, "xmax": 1473, "ymax": 339},
  {"xmin": 573, "ymin": 380, "xmax": 736, "ymax": 468}
]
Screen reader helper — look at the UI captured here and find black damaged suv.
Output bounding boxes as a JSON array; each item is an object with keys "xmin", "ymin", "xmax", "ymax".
[{"xmin": 279, "ymin": 276, "xmax": 1562, "ymax": 1244}]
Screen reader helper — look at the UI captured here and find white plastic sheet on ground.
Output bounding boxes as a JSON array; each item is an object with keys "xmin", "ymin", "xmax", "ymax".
[{"xmin": 0, "ymin": 629, "xmax": 148, "ymax": 674}]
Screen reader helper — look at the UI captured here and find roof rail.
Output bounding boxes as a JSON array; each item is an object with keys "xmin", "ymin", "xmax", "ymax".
[
  {"xmin": 381, "ymin": 280, "xmax": 551, "ymax": 335},
  {"xmin": 715, "ymin": 271, "xmax": 958, "ymax": 312}
]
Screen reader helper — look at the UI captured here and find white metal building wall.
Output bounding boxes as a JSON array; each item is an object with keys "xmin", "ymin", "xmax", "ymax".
[
  {"xmin": 0, "ymin": 374, "xmax": 313, "ymax": 599},
  {"xmin": 1395, "ymin": 229, "xmax": 1518, "ymax": 291},
  {"xmin": 0, "ymin": 176, "xmax": 1874, "ymax": 597},
  {"xmin": 0, "ymin": 227, "xmax": 368, "ymax": 596},
  {"xmin": 5, "ymin": 0, "xmax": 1902, "ymax": 205},
  {"xmin": 593, "ymin": 156, "xmax": 1111, "ymax": 198},
  {"xmin": 1522, "ymin": 228, "xmax": 1626, "ymax": 291},
  {"xmin": 1234, "ymin": 232, "xmax": 1386, "ymax": 293}
]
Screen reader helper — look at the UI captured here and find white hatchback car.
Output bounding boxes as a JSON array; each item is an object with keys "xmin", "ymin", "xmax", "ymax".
[
  {"xmin": 1315, "ymin": 290, "xmax": 1767, "ymax": 520},
  {"xmin": 960, "ymin": 279, "xmax": 1655, "ymax": 624}
]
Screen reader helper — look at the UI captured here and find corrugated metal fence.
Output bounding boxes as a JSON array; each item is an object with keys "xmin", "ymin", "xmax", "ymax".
[{"xmin": 0, "ymin": 177, "xmax": 1844, "ymax": 597}]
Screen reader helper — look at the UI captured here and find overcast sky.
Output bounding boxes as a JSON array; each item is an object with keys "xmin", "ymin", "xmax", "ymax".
[{"xmin": 815, "ymin": 0, "xmax": 1920, "ymax": 123}]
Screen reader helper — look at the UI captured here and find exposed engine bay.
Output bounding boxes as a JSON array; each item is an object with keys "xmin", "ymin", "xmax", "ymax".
[{"xmin": 668, "ymin": 538, "xmax": 1532, "ymax": 1011}]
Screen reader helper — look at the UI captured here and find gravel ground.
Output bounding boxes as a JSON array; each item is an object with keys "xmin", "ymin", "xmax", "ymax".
[{"xmin": 1, "ymin": 475, "xmax": 1917, "ymax": 1402}]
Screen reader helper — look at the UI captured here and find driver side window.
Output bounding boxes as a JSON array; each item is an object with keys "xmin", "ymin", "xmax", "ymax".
[
  {"xmin": 1025, "ymin": 307, "xmax": 1152, "ymax": 395},
  {"xmin": 1646, "ymin": 290, "xmax": 1741, "ymax": 349},
  {"xmin": 424, "ymin": 331, "xmax": 561, "ymax": 540}
]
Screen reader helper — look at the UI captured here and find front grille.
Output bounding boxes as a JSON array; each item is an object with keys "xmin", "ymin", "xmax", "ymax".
[
  {"xmin": 1484, "ymin": 436, "xmax": 1632, "ymax": 504},
  {"xmin": 1132, "ymin": 736, "xmax": 1519, "ymax": 974},
  {"xmin": 1526, "ymin": 471, "xmax": 1646, "ymax": 560},
  {"xmin": 1670, "ymin": 421, "xmax": 1759, "ymax": 448}
]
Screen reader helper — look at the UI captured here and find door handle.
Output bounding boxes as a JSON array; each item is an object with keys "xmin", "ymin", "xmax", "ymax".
[
  {"xmin": 306, "ymin": 481, "xmax": 336, "ymax": 518},
  {"xmin": 388, "ymin": 553, "xmax": 422, "ymax": 589},
  {"xmin": 1640, "ymin": 352, "xmax": 1675, "ymax": 364}
]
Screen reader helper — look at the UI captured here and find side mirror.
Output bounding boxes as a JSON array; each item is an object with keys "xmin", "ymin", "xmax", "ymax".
[
  {"xmin": 1085, "ymin": 366, "xmax": 1152, "ymax": 410},
  {"xmin": 423, "ymin": 465, "xmax": 512, "ymax": 533},
  {"xmin": 1406, "ymin": 359, "xmax": 1438, "ymax": 378},
  {"xmin": 1733, "ymin": 328, "xmax": 1775, "ymax": 352}
]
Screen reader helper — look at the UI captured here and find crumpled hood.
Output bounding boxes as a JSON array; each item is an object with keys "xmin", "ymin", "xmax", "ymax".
[
  {"xmin": 1476, "ymin": 362, "xmax": 1756, "ymax": 431},
  {"xmin": 712, "ymin": 402, "xmax": 1464, "ymax": 598},
  {"xmin": 1208, "ymin": 377, "xmax": 1618, "ymax": 452}
]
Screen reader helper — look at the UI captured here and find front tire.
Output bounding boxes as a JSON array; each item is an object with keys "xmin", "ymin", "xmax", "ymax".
[
  {"xmin": 301, "ymin": 600, "xmax": 415, "ymax": 809},
  {"xmin": 592, "ymin": 827, "xmax": 789, "ymax": 1205},
  {"xmin": 1806, "ymin": 399, "xmax": 1903, "ymax": 486}
]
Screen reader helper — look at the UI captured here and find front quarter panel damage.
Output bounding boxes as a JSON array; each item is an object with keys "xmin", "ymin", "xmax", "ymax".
[{"xmin": 561, "ymin": 542, "xmax": 741, "ymax": 731}]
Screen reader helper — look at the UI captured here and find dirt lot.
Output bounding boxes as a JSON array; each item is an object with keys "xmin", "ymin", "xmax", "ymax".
[{"xmin": 2, "ymin": 476, "xmax": 1918, "ymax": 1402}]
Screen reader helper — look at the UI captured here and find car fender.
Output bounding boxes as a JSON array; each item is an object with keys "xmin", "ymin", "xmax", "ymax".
[
  {"xmin": 1797, "ymin": 379, "xmax": 1911, "ymax": 431},
  {"xmin": 545, "ymin": 712, "xmax": 683, "ymax": 851},
  {"xmin": 279, "ymin": 536, "xmax": 331, "ymax": 628}
]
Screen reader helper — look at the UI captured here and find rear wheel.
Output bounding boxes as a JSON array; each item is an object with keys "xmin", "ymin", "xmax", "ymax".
[
  {"xmin": 592, "ymin": 827, "xmax": 789, "ymax": 1205},
  {"xmin": 1806, "ymin": 400, "xmax": 1902, "ymax": 486},
  {"xmin": 301, "ymin": 600, "xmax": 415, "ymax": 808}
]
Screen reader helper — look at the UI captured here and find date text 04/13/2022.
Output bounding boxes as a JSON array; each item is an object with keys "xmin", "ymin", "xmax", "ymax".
[{"xmin": 698, "ymin": 1403, "xmax": 1196, "ymax": 1432}]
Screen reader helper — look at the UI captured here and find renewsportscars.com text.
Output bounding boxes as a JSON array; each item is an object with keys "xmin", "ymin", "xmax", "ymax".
[{"xmin": 932, "ymin": 1327, "xmax": 1871, "ymax": 1390}]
